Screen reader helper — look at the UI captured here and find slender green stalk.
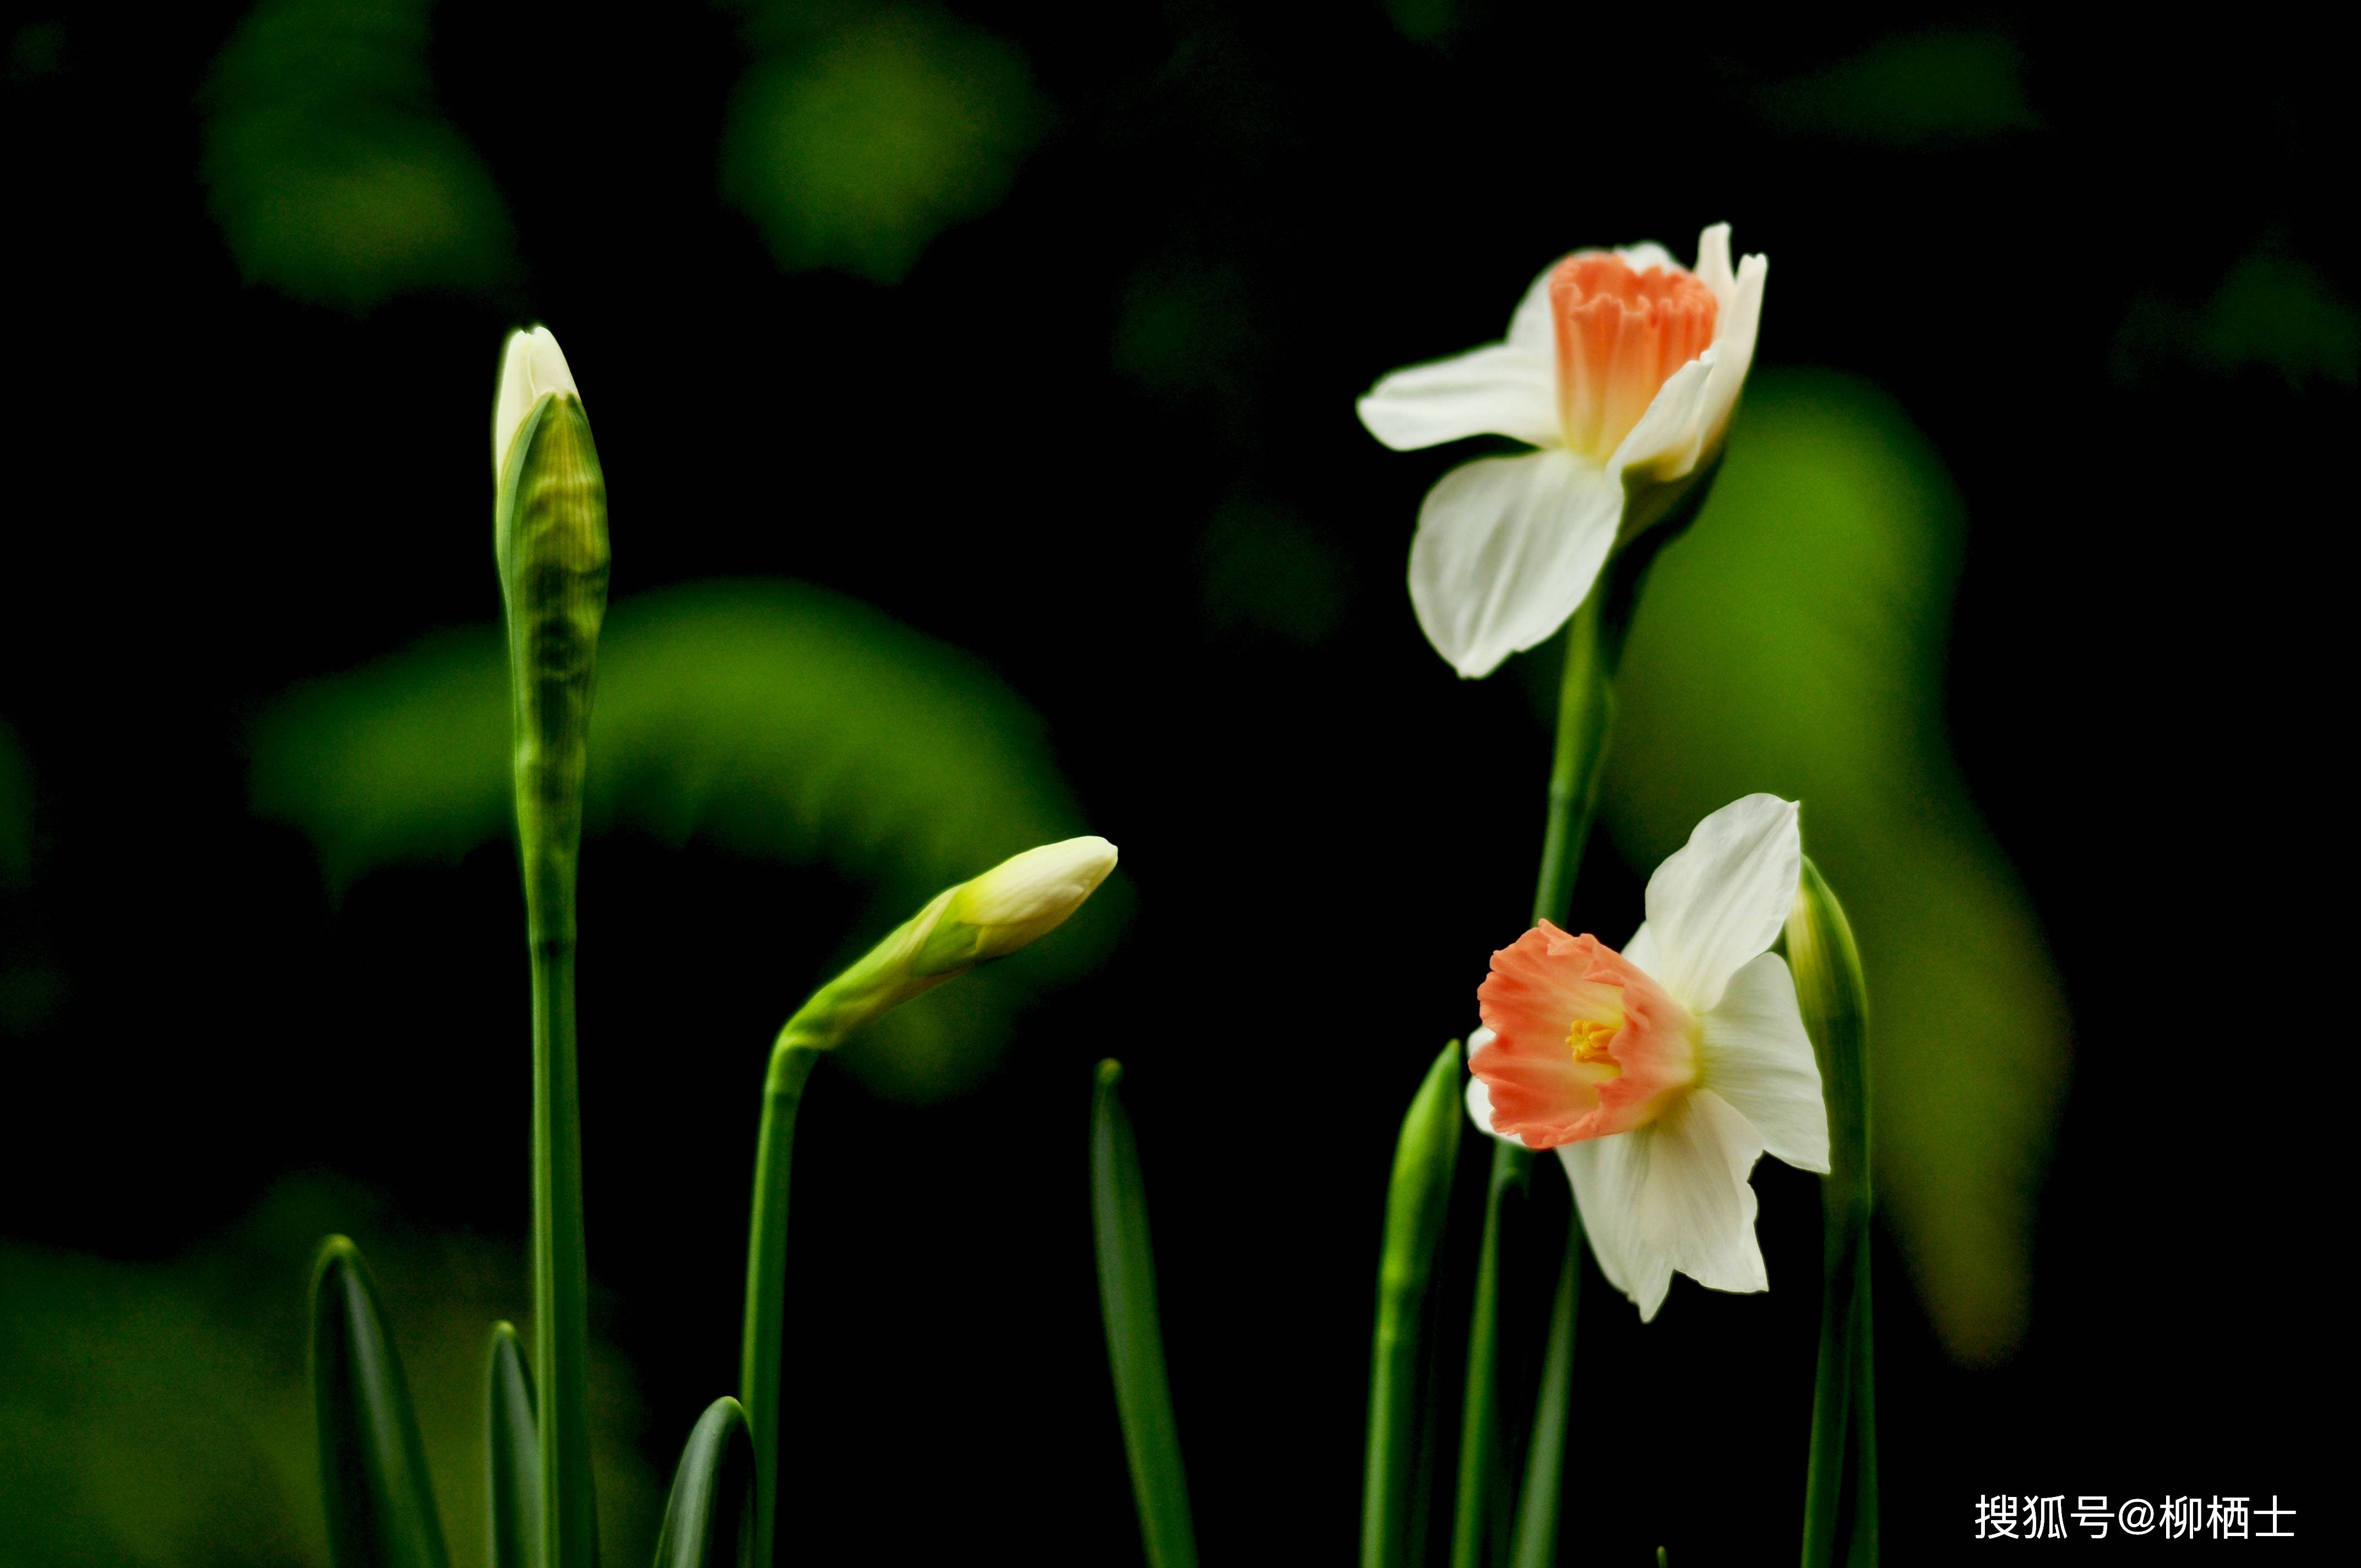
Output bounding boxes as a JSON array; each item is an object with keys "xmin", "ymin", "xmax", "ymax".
[
  {"xmin": 1452, "ymin": 594, "xmax": 1617, "ymax": 1567},
  {"xmin": 485, "ymin": 1322, "xmax": 540, "ymax": 1568},
  {"xmin": 1789, "ymin": 858, "xmax": 1876, "ymax": 1567},
  {"xmin": 1363, "ymin": 1041, "xmax": 1465, "ymax": 1568},
  {"xmin": 1506, "ymin": 1221, "xmax": 1580, "ymax": 1568},
  {"xmin": 741, "ymin": 1036, "xmax": 820, "ymax": 1568},
  {"xmin": 1091, "ymin": 1061, "xmax": 1199, "ymax": 1568},
  {"xmin": 497, "ymin": 382, "xmax": 610, "ymax": 1568}
]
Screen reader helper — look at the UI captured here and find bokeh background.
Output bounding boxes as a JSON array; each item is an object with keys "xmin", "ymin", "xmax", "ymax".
[{"xmin": 2, "ymin": 2, "xmax": 2347, "ymax": 1561}]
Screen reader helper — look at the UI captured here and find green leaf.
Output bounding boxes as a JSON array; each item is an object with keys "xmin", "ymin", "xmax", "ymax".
[
  {"xmin": 486, "ymin": 1322, "xmax": 541, "ymax": 1568},
  {"xmin": 1505, "ymin": 1221, "xmax": 1579, "ymax": 1568},
  {"xmin": 1090, "ymin": 1060, "xmax": 1200, "ymax": 1568},
  {"xmin": 1362, "ymin": 1041, "xmax": 1463, "ymax": 1568},
  {"xmin": 652, "ymin": 1398, "xmax": 758, "ymax": 1568},
  {"xmin": 248, "ymin": 578, "xmax": 1119, "ymax": 1102},
  {"xmin": 311, "ymin": 1235, "xmax": 452, "ymax": 1568},
  {"xmin": 1600, "ymin": 368, "xmax": 2066, "ymax": 1363}
]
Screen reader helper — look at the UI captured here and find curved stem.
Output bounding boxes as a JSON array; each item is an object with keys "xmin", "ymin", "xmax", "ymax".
[{"xmin": 742, "ymin": 1036, "xmax": 821, "ymax": 1568}]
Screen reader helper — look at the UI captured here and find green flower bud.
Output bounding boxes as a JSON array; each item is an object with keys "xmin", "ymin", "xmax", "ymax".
[
  {"xmin": 493, "ymin": 327, "xmax": 609, "ymax": 942},
  {"xmin": 780, "ymin": 836, "xmax": 1118, "ymax": 1050}
]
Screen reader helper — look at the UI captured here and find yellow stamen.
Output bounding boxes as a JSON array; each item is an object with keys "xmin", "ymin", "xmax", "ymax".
[{"xmin": 1568, "ymin": 1018, "xmax": 1619, "ymax": 1066}]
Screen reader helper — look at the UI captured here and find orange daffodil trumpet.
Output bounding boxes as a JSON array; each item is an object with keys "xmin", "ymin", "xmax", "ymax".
[
  {"xmin": 1466, "ymin": 794, "xmax": 1827, "ymax": 1319},
  {"xmin": 1357, "ymin": 225, "xmax": 1766, "ymax": 678}
]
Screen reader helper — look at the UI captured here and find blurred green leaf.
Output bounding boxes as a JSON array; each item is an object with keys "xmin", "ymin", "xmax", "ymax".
[
  {"xmin": 722, "ymin": 3, "xmax": 1047, "ymax": 283},
  {"xmin": 2114, "ymin": 244, "xmax": 2360, "ymax": 390},
  {"xmin": 1757, "ymin": 30, "xmax": 2039, "ymax": 147},
  {"xmin": 249, "ymin": 578, "xmax": 1123, "ymax": 1099},
  {"xmin": 650, "ymin": 1398, "xmax": 757, "ymax": 1568},
  {"xmin": 312, "ymin": 1237, "xmax": 452, "ymax": 1568},
  {"xmin": 0, "ymin": 1178, "xmax": 656, "ymax": 1568},
  {"xmin": 485, "ymin": 1324, "xmax": 541, "ymax": 1568},
  {"xmin": 1090, "ymin": 1061, "xmax": 1200, "ymax": 1568},
  {"xmin": 202, "ymin": 0, "xmax": 516, "ymax": 309},
  {"xmin": 1600, "ymin": 369, "xmax": 2068, "ymax": 1363}
]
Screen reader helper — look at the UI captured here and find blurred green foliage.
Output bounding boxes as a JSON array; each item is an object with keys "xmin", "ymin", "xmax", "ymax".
[
  {"xmin": 2114, "ymin": 243, "xmax": 2360, "ymax": 389},
  {"xmin": 249, "ymin": 579, "xmax": 1123, "ymax": 1099},
  {"xmin": 202, "ymin": 0, "xmax": 516, "ymax": 309},
  {"xmin": 0, "ymin": 1179, "xmax": 655, "ymax": 1568},
  {"xmin": 721, "ymin": 3, "xmax": 1047, "ymax": 283},
  {"xmin": 1598, "ymin": 371, "xmax": 2068, "ymax": 1363},
  {"xmin": 1196, "ymin": 496, "xmax": 1350, "ymax": 647},
  {"xmin": 1758, "ymin": 30, "xmax": 2039, "ymax": 146}
]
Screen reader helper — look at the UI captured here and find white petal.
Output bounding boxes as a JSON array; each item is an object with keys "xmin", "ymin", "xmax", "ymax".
[
  {"xmin": 1700, "ymin": 952, "xmax": 1830, "ymax": 1173},
  {"xmin": 1612, "ymin": 241, "xmax": 1680, "ymax": 275},
  {"xmin": 1357, "ymin": 343, "xmax": 1559, "ymax": 451},
  {"xmin": 1682, "ymin": 251, "xmax": 1765, "ymax": 470},
  {"xmin": 1504, "ymin": 258, "xmax": 1563, "ymax": 356},
  {"xmin": 1692, "ymin": 224, "xmax": 1736, "ymax": 312},
  {"xmin": 493, "ymin": 326, "xmax": 579, "ymax": 480},
  {"xmin": 1558, "ymin": 1135, "xmax": 1674, "ymax": 1321},
  {"xmin": 1633, "ymin": 1091, "xmax": 1768, "ymax": 1294},
  {"xmin": 1641, "ymin": 793, "xmax": 1802, "ymax": 1011},
  {"xmin": 1620, "ymin": 920, "xmax": 1661, "ymax": 974},
  {"xmin": 1609, "ymin": 350, "xmax": 1717, "ymax": 476},
  {"xmin": 1407, "ymin": 449, "xmax": 1621, "ymax": 679}
]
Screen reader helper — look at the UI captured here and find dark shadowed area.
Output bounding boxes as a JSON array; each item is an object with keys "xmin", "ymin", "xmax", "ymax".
[{"xmin": 2, "ymin": 2, "xmax": 2345, "ymax": 1561}]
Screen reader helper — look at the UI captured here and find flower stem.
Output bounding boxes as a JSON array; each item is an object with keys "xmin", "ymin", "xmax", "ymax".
[
  {"xmin": 1790, "ymin": 859, "xmax": 1877, "ymax": 1567},
  {"xmin": 741, "ymin": 1034, "xmax": 822, "ymax": 1568},
  {"xmin": 1451, "ymin": 594, "xmax": 1617, "ymax": 1566},
  {"xmin": 529, "ymin": 932, "xmax": 597, "ymax": 1568}
]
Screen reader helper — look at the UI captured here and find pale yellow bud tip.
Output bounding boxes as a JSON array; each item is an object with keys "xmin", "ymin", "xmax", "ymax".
[
  {"xmin": 941, "ymin": 835, "xmax": 1119, "ymax": 963},
  {"xmin": 493, "ymin": 325, "xmax": 580, "ymax": 480}
]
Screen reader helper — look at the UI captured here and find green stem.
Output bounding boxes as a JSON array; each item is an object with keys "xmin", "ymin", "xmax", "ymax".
[
  {"xmin": 741, "ymin": 1036, "xmax": 822, "ymax": 1568},
  {"xmin": 1792, "ymin": 860, "xmax": 1876, "ymax": 1567},
  {"xmin": 530, "ymin": 932, "xmax": 597, "ymax": 1568},
  {"xmin": 1451, "ymin": 594, "xmax": 1617, "ymax": 1567},
  {"xmin": 1506, "ymin": 1220, "xmax": 1580, "ymax": 1568}
]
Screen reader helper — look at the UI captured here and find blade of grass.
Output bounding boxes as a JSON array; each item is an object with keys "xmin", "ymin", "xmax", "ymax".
[
  {"xmin": 486, "ymin": 1322, "xmax": 541, "ymax": 1568},
  {"xmin": 1506, "ymin": 1219, "xmax": 1579, "ymax": 1568},
  {"xmin": 311, "ymin": 1237, "xmax": 451, "ymax": 1568},
  {"xmin": 653, "ymin": 1397, "xmax": 759, "ymax": 1568},
  {"xmin": 1090, "ymin": 1060, "xmax": 1200, "ymax": 1568},
  {"xmin": 1362, "ymin": 1040, "xmax": 1464, "ymax": 1568}
]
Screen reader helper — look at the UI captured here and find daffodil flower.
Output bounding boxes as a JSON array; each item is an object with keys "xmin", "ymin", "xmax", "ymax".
[
  {"xmin": 1466, "ymin": 794, "xmax": 1826, "ymax": 1319},
  {"xmin": 1358, "ymin": 225, "xmax": 1766, "ymax": 678}
]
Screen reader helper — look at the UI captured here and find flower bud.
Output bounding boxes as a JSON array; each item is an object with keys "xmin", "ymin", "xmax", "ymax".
[
  {"xmin": 493, "ymin": 326, "xmax": 609, "ymax": 940},
  {"xmin": 912, "ymin": 835, "xmax": 1120, "ymax": 975},
  {"xmin": 780, "ymin": 836, "xmax": 1119, "ymax": 1050}
]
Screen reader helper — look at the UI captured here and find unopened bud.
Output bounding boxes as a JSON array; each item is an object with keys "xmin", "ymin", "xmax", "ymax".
[{"xmin": 780, "ymin": 836, "xmax": 1119, "ymax": 1050}]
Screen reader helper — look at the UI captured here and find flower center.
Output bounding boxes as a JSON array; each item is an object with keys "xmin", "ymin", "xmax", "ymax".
[
  {"xmin": 1567, "ymin": 1016, "xmax": 1620, "ymax": 1068},
  {"xmin": 1549, "ymin": 254, "xmax": 1719, "ymax": 461}
]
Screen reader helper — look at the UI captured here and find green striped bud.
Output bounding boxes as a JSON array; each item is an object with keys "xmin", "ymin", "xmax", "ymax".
[
  {"xmin": 779, "ymin": 835, "xmax": 1118, "ymax": 1050},
  {"xmin": 493, "ymin": 328, "xmax": 609, "ymax": 943}
]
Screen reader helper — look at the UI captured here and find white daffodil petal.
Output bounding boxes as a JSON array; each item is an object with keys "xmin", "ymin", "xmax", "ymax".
[
  {"xmin": 1684, "ymin": 252, "xmax": 1766, "ymax": 470},
  {"xmin": 1701, "ymin": 951, "xmax": 1830, "ymax": 1174},
  {"xmin": 1611, "ymin": 349, "xmax": 1718, "ymax": 477},
  {"xmin": 1407, "ymin": 449, "xmax": 1621, "ymax": 679},
  {"xmin": 1504, "ymin": 259, "xmax": 1563, "ymax": 355},
  {"xmin": 1620, "ymin": 921, "xmax": 1661, "ymax": 976},
  {"xmin": 1466, "ymin": 1071, "xmax": 1499, "ymax": 1139},
  {"xmin": 1693, "ymin": 224, "xmax": 1736, "ymax": 311},
  {"xmin": 1559, "ymin": 1135, "xmax": 1675, "ymax": 1321},
  {"xmin": 1357, "ymin": 344, "xmax": 1561, "ymax": 451},
  {"xmin": 1634, "ymin": 1091, "xmax": 1768, "ymax": 1294},
  {"xmin": 1612, "ymin": 241, "xmax": 1679, "ymax": 275},
  {"xmin": 1642, "ymin": 793, "xmax": 1802, "ymax": 1011}
]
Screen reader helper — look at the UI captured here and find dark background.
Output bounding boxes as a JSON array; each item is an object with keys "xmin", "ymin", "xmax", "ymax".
[{"xmin": 1, "ymin": 2, "xmax": 2347, "ymax": 1562}]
